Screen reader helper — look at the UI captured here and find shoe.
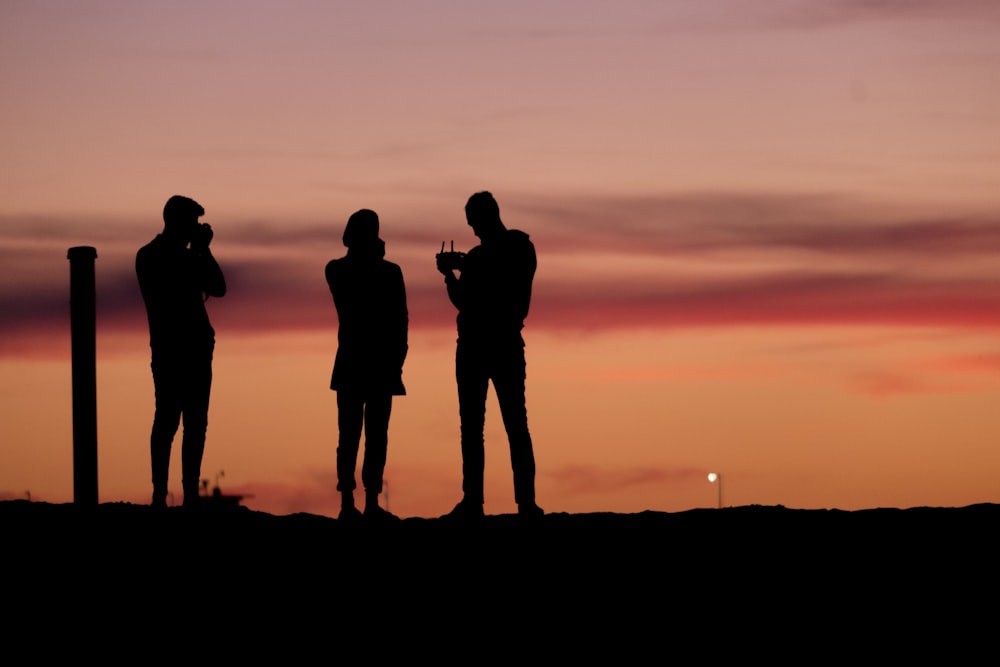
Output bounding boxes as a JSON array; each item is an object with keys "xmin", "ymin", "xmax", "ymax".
[
  {"xmin": 443, "ymin": 498, "xmax": 484, "ymax": 520},
  {"xmin": 364, "ymin": 504, "xmax": 401, "ymax": 523},
  {"xmin": 338, "ymin": 505, "xmax": 363, "ymax": 522},
  {"xmin": 518, "ymin": 502, "xmax": 544, "ymax": 518}
]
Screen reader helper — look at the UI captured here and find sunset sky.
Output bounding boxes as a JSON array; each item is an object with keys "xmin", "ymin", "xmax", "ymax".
[{"xmin": 3, "ymin": 1, "xmax": 1000, "ymax": 517}]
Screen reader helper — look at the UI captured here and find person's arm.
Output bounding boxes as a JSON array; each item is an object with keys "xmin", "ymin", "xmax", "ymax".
[
  {"xmin": 325, "ymin": 260, "xmax": 341, "ymax": 310},
  {"xmin": 136, "ymin": 247, "xmax": 170, "ymax": 311},
  {"xmin": 511, "ymin": 241, "xmax": 536, "ymax": 323},
  {"xmin": 191, "ymin": 224, "xmax": 226, "ymax": 298},
  {"xmin": 444, "ymin": 271, "xmax": 464, "ymax": 310},
  {"xmin": 436, "ymin": 248, "xmax": 465, "ymax": 309},
  {"xmin": 394, "ymin": 265, "xmax": 409, "ymax": 369},
  {"xmin": 195, "ymin": 247, "xmax": 226, "ymax": 298}
]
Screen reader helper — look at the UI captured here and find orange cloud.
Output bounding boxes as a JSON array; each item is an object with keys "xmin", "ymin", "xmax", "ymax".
[
  {"xmin": 545, "ymin": 464, "xmax": 705, "ymax": 496},
  {"xmin": 223, "ymin": 475, "xmax": 340, "ymax": 518}
]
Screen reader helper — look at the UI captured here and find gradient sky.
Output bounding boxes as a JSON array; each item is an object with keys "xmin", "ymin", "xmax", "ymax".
[{"xmin": 3, "ymin": 1, "xmax": 1000, "ymax": 517}]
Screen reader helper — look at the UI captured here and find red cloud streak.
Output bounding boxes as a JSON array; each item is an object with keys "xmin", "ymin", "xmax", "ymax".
[{"xmin": 4, "ymin": 195, "xmax": 1000, "ymax": 357}]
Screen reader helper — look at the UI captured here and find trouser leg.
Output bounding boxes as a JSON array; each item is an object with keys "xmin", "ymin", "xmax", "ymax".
[
  {"xmin": 181, "ymin": 358, "xmax": 212, "ymax": 502},
  {"xmin": 361, "ymin": 394, "xmax": 392, "ymax": 495},
  {"xmin": 336, "ymin": 391, "xmax": 364, "ymax": 492},
  {"xmin": 494, "ymin": 346, "xmax": 536, "ymax": 505},
  {"xmin": 150, "ymin": 364, "xmax": 181, "ymax": 499},
  {"xmin": 457, "ymin": 345, "xmax": 488, "ymax": 504}
]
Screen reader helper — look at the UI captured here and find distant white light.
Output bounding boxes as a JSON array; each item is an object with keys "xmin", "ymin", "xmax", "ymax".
[{"xmin": 707, "ymin": 473, "xmax": 718, "ymax": 483}]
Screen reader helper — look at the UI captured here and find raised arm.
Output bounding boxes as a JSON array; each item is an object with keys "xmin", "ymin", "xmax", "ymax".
[{"xmin": 195, "ymin": 247, "xmax": 226, "ymax": 298}]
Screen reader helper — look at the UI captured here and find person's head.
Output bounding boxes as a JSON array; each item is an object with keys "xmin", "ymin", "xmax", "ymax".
[
  {"xmin": 465, "ymin": 191, "xmax": 505, "ymax": 241},
  {"xmin": 343, "ymin": 208, "xmax": 380, "ymax": 248},
  {"xmin": 162, "ymin": 195, "xmax": 204, "ymax": 241}
]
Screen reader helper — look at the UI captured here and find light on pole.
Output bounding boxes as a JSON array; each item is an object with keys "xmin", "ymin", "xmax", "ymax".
[{"xmin": 707, "ymin": 472, "xmax": 722, "ymax": 509}]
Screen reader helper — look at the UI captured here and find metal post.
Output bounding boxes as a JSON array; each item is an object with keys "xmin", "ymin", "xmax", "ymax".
[
  {"xmin": 68, "ymin": 246, "xmax": 98, "ymax": 506},
  {"xmin": 708, "ymin": 472, "xmax": 723, "ymax": 509}
]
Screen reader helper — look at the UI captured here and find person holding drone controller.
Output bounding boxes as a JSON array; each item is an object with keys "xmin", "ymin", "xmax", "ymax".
[{"xmin": 436, "ymin": 191, "xmax": 543, "ymax": 519}]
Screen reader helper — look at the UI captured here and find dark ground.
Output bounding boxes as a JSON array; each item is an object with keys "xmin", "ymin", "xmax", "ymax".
[{"xmin": 2, "ymin": 500, "xmax": 995, "ymax": 660}]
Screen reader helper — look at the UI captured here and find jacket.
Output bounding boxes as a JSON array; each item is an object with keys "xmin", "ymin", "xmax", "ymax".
[{"xmin": 325, "ymin": 240, "xmax": 408, "ymax": 395}]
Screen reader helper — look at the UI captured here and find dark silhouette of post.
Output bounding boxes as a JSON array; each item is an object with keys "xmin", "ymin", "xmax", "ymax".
[{"xmin": 68, "ymin": 246, "xmax": 98, "ymax": 505}]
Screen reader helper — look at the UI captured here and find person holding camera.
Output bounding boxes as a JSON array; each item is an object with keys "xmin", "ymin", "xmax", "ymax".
[
  {"xmin": 436, "ymin": 191, "xmax": 543, "ymax": 519},
  {"xmin": 326, "ymin": 209, "xmax": 408, "ymax": 522},
  {"xmin": 136, "ymin": 195, "xmax": 227, "ymax": 508}
]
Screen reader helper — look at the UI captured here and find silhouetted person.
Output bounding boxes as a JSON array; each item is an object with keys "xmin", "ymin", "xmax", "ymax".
[
  {"xmin": 326, "ymin": 209, "xmax": 408, "ymax": 522},
  {"xmin": 136, "ymin": 195, "xmax": 226, "ymax": 508},
  {"xmin": 436, "ymin": 191, "xmax": 543, "ymax": 519}
]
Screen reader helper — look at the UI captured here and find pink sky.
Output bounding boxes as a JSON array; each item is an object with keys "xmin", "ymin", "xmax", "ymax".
[{"xmin": 2, "ymin": 1, "xmax": 999, "ymax": 516}]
